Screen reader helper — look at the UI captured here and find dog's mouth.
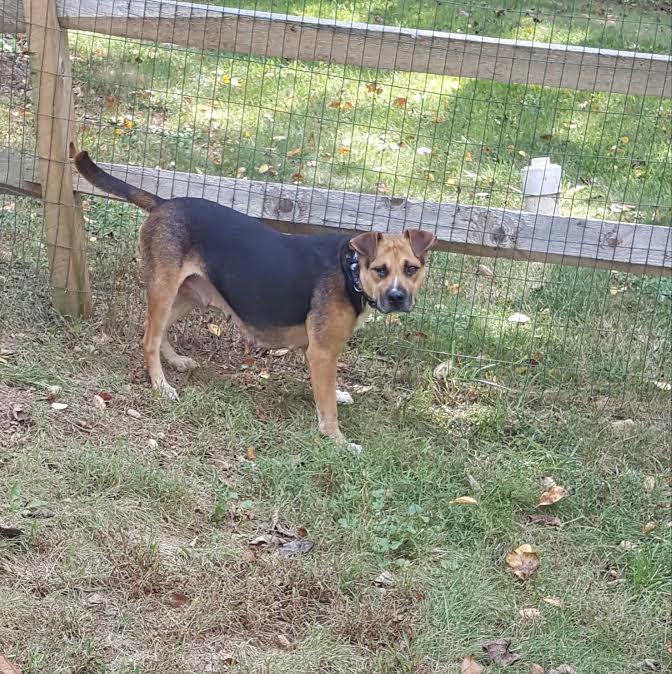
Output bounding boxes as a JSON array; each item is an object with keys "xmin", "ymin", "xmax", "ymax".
[{"xmin": 377, "ymin": 296, "xmax": 415, "ymax": 314}]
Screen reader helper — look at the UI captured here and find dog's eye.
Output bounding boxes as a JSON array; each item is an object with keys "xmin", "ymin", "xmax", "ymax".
[
  {"xmin": 405, "ymin": 265, "xmax": 419, "ymax": 276},
  {"xmin": 373, "ymin": 266, "xmax": 388, "ymax": 279}
]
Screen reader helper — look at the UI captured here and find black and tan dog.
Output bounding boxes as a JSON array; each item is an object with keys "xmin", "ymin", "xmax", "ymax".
[{"xmin": 74, "ymin": 150, "xmax": 436, "ymax": 449}]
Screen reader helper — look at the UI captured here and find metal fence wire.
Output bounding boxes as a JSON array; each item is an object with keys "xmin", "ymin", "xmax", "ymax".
[{"xmin": 0, "ymin": 0, "xmax": 670, "ymax": 414}]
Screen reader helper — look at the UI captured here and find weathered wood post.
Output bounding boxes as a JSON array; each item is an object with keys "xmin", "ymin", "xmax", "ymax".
[
  {"xmin": 521, "ymin": 157, "xmax": 562, "ymax": 217},
  {"xmin": 22, "ymin": 0, "xmax": 91, "ymax": 317}
]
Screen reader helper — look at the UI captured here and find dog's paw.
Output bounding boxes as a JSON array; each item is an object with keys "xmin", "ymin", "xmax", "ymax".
[
  {"xmin": 172, "ymin": 356, "xmax": 199, "ymax": 372},
  {"xmin": 153, "ymin": 380, "xmax": 179, "ymax": 401},
  {"xmin": 336, "ymin": 389, "xmax": 354, "ymax": 405}
]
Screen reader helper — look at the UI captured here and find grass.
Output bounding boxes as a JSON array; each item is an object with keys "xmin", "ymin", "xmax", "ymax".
[
  {"xmin": 1, "ymin": 190, "xmax": 671, "ymax": 672},
  {"xmin": 1, "ymin": 0, "xmax": 671, "ymax": 671}
]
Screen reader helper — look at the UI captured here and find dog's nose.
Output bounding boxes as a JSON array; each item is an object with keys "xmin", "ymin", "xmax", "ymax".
[{"xmin": 387, "ymin": 287, "xmax": 406, "ymax": 304}]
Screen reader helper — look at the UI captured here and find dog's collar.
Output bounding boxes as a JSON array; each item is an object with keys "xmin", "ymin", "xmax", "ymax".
[{"xmin": 344, "ymin": 248, "xmax": 378, "ymax": 310}]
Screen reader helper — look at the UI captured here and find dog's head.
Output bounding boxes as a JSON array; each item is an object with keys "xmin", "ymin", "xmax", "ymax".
[{"xmin": 349, "ymin": 230, "xmax": 437, "ymax": 313}]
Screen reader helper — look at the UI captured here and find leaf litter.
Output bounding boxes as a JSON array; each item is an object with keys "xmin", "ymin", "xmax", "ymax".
[
  {"xmin": 505, "ymin": 544, "xmax": 540, "ymax": 581},
  {"xmin": 482, "ymin": 638, "xmax": 521, "ymax": 666}
]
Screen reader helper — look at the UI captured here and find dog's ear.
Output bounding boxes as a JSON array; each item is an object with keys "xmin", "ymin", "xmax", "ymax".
[
  {"xmin": 405, "ymin": 229, "xmax": 437, "ymax": 260},
  {"xmin": 350, "ymin": 232, "xmax": 382, "ymax": 261}
]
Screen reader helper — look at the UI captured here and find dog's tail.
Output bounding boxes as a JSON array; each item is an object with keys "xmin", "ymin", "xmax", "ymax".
[{"xmin": 71, "ymin": 143, "xmax": 165, "ymax": 212}]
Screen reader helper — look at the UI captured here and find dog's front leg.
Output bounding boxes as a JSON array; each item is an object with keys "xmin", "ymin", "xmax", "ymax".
[{"xmin": 306, "ymin": 344, "xmax": 342, "ymax": 441}]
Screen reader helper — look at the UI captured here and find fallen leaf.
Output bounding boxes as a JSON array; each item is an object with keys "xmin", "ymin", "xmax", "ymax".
[
  {"xmin": 241, "ymin": 357, "xmax": 256, "ymax": 367},
  {"xmin": 643, "ymin": 475, "xmax": 656, "ymax": 491},
  {"xmin": 286, "ymin": 147, "xmax": 302, "ymax": 157},
  {"xmin": 218, "ymin": 651, "xmax": 235, "ymax": 665},
  {"xmin": 275, "ymin": 539, "xmax": 314, "ymax": 557},
  {"xmin": 611, "ymin": 418, "xmax": 635, "ymax": 432},
  {"xmin": 96, "ymin": 391, "xmax": 112, "ymax": 402},
  {"xmin": 527, "ymin": 514, "xmax": 562, "ymax": 527},
  {"xmin": 505, "ymin": 544, "xmax": 540, "ymax": 581},
  {"xmin": 10, "ymin": 403, "xmax": 29, "ymax": 423},
  {"xmin": 667, "ymin": 642, "xmax": 672, "ymax": 654},
  {"xmin": 518, "ymin": 608, "xmax": 542, "ymax": 620},
  {"xmin": 433, "ymin": 360, "xmax": 454, "ymax": 379},
  {"xmin": 235, "ymin": 167, "xmax": 246, "ymax": 178},
  {"xmin": 530, "ymin": 665, "xmax": 545, "ymax": 674},
  {"xmin": 653, "ymin": 380, "xmax": 671, "ymax": 391},
  {"xmin": 417, "ymin": 146, "xmax": 433, "ymax": 156},
  {"xmin": 477, "ymin": 264, "xmax": 495, "ymax": 277},
  {"xmin": 542, "ymin": 595, "xmax": 564, "ymax": 608},
  {"xmin": 258, "ymin": 369, "xmax": 271, "ymax": 380},
  {"xmin": 394, "ymin": 97, "xmax": 407, "ymax": 107},
  {"xmin": 0, "ymin": 525, "xmax": 23, "ymax": 539},
  {"xmin": 642, "ymin": 521, "xmax": 658, "ymax": 533},
  {"xmin": 482, "ymin": 638, "xmax": 522, "ymax": 666},
  {"xmin": 249, "ymin": 534, "xmax": 287, "ymax": 546},
  {"xmin": 291, "ymin": 171, "xmax": 304, "ymax": 183},
  {"xmin": 460, "ymin": 656, "xmax": 485, "ymax": 674},
  {"xmin": 51, "ymin": 402, "xmax": 68, "ymax": 411},
  {"xmin": 0, "ymin": 653, "xmax": 22, "ymax": 674},
  {"xmin": 296, "ymin": 526, "xmax": 308, "ymax": 539},
  {"xmin": 446, "ymin": 282, "xmax": 461, "ymax": 295},
  {"xmin": 246, "ymin": 446, "xmax": 256, "ymax": 461},
  {"xmin": 465, "ymin": 151, "xmax": 473, "ymax": 162},
  {"xmin": 335, "ymin": 389, "xmax": 354, "ymax": 405},
  {"xmin": 508, "ymin": 312, "xmax": 530, "ymax": 324},
  {"xmin": 85, "ymin": 592, "xmax": 106, "ymax": 606},
  {"xmin": 208, "ymin": 323, "xmax": 222, "ymax": 337},
  {"xmin": 167, "ymin": 591, "xmax": 191, "ymax": 608},
  {"xmin": 271, "ymin": 348, "xmax": 289, "ymax": 357},
  {"xmin": 126, "ymin": 408, "xmax": 141, "ymax": 419},
  {"xmin": 619, "ymin": 540, "xmax": 639, "ymax": 550},
  {"xmin": 538, "ymin": 485, "xmax": 569, "ymax": 506},
  {"xmin": 257, "ymin": 163, "xmax": 270, "ymax": 174},
  {"xmin": 450, "ymin": 496, "xmax": 478, "ymax": 506},
  {"xmin": 640, "ymin": 658, "xmax": 659, "ymax": 671},
  {"xmin": 92, "ymin": 395, "xmax": 106, "ymax": 410},
  {"xmin": 275, "ymin": 634, "xmax": 292, "ymax": 650},
  {"xmin": 337, "ymin": 146, "xmax": 351, "ymax": 155},
  {"xmin": 373, "ymin": 570, "xmax": 395, "ymax": 587},
  {"xmin": 122, "ymin": 116, "xmax": 133, "ymax": 130},
  {"xmin": 76, "ymin": 418, "xmax": 93, "ymax": 431},
  {"xmin": 620, "ymin": 136, "xmax": 630, "ymax": 144},
  {"xmin": 365, "ymin": 81, "xmax": 383, "ymax": 94},
  {"xmin": 539, "ymin": 133, "xmax": 552, "ymax": 141},
  {"xmin": 549, "ymin": 667, "xmax": 577, "ymax": 674},
  {"xmin": 241, "ymin": 549, "xmax": 256, "ymax": 563},
  {"xmin": 46, "ymin": 385, "xmax": 62, "ymax": 401},
  {"xmin": 147, "ymin": 439, "xmax": 158, "ymax": 450}
]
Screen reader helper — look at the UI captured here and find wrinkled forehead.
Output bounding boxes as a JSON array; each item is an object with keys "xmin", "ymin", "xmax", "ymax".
[{"xmin": 372, "ymin": 236, "xmax": 421, "ymax": 265}]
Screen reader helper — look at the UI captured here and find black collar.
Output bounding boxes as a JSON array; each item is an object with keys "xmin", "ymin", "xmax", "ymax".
[{"xmin": 344, "ymin": 248, "xmax": 378, "ymax": 310}]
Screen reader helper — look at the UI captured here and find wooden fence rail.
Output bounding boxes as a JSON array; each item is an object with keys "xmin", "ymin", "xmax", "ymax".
[
  {"xmin": 1, "ymin": 0, "xmax": 671, "ymax": 315},
  {"xmin": 2, "ymin": 149, "xmax": 670, "ymax": 276},
  {"xmin": 2, "ymin": 0, "xmax": 670, "ymax": 97}
]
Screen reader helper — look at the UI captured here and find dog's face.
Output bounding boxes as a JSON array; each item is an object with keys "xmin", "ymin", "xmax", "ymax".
[{"xmin": 349, "ymin": 230, "xmax": 437, "ymax": 313}]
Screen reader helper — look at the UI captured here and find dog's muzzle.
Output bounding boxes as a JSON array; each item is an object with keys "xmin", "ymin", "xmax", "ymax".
[{"xmin": 378, "ymin": 287, "xmax": 414, "ymax": 313}]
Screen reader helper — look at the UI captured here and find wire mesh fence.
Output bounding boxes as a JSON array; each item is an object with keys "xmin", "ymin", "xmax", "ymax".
[{"xmin": 1, "ymin": 0, "xmax": 670, "ymax": 412}]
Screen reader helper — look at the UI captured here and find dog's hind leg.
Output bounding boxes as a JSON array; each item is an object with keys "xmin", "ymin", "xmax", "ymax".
[
  {"xmin": 160, "ymin": 289, "xmax": 199, "ymax": 372},
  {"xmin": 143, "ymin": 272, "xmax": 183, "ymax": 400}
]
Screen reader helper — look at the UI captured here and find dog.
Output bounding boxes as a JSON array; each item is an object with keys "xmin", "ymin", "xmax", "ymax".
[{"xmin": 73, "ymin": 149, "xmax": 436, "ymax": 450}]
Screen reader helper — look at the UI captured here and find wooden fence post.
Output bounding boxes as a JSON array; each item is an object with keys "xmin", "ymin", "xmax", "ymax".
[{"xmin": 23, "ymin": 0, "xmax": 91, "ymax": 317}]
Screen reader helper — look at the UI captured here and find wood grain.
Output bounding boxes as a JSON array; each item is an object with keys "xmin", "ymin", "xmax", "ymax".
[
  {"xmin": 22, "ymin": 0, "xmax": 92, "ymax": 317},
  {"xmin": 2, "ymin": 0, "xmax": 670, "ymax": 96},
  {"xmin": 2, "ymin": 150, "xmax": 668, "ymax": 276}
]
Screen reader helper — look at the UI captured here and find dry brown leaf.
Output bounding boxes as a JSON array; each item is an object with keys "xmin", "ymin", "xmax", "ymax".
[
  {"xmin": 642, "ymin": 521, "xmax": 658, "ymax": 533},
  {"xmin": 538, "ymin": 485, "xmax": 569, "ymax": 506},
  {"xmin": 530, "ymin": 665, "xmax": 545, "ymax": 674},
  {"xmin": 611, "ymin": 418, "xmax": 635, "ymax": 432},
  {"xmin": 218, "ymin": 651, "xmax": 235, "ymax": 665},
  {"xmin": 433, "ymin": 360, "xmax": 454, "ymax": 379},
  {"xmin": 168, "ymin": 590, "xmax": 191, "ymax": 608},
  {"xmin": 460, "ymin": 656, "xmax": 485, "ymax": 674},
  {"xmin": 275, "ymin": 634, "xmax": 292, "ymax": 650},
  {"xmin": 259, "ymin": 369, "xmax": 271, "ymax": 380},
  {"xmin": 0, "ymin": 653, "xmax": 22, "ymax": 674},
  {"xmin": 92, "ymin": 395, "xmax": 106, "ymax": 410},
  {"xmin": 241, "ymin": 549, "xmax": 256, "ymax": 563},
  {"xmin": 527, "ymin": 514, "xmax": 562, "ymax": 528},
  {"xmin": 275, "ymin": 539, "xmax": 314, "ymax": 557},
  {"xmin": 394, "ymin": 97, "xmax": 407, "ymax": 107},
  {"xmin": 46, "ymin": 385, "xmax": 62, "ymax": 401},
  {"xmin": 667, "ymin": 641, "xmax": 672, "ymax": 654},
  {"xmin": 653, "ymin": 380, "xmax": 671, "ymax": 391},
  {"xmin": 10, "ymin": 403, "xmax": 29, "ymax": 423},
  {"xmin": 477, "ymin": 263, "xmax": 495, "ymax": 278},
  {"xmin": 208, "ymin": 323, "xmax": 222, "ymax": 337},
  {"xmin": 246, "ymin": 446, "xmax": 256, "ymax": 461},
  {"xmin": 249, "ymin": 534, "xmax": 287, "ymax": 546},
  {"xmin": 542, "ymin": 595, "xmax": 563, "ymax": 608},
  {"xmin": 126, "ymin": 408, "xmax": 141, "ymax": 419},
  {"xmin": 519, "ymin": 607, "xmax": 542, "ymax": 620},
  {"xmin": 643, "ymin": 475, "xmax": 656, "ymax": 491},
  {"xmin": 51, "ymin": 402, "xmax": 68, "ymax": 411},
  {"xmin": 286, "ymin": 147, "xmax": 302, "ymax": 158},
  {"xmin": 450, "ymin": 496, "xmax": 478, "ymax": 506},
  {"xmin": 482, "ymin": 638, "xmax": 521, "ymax": 666},
  {"xmin": 373, "ymin": 570, "xmax": 395, "ymax": 587},
  {"xmin": 96, "ymin": 391, "xmax": 113, "ymax": 402},
  {"xmin": 0, "ymin": 525, "xmax": 23, "ymax": 539},
  {"xmin": 505, "ymin": 544, "xmax": 540, "ymax": 581}
]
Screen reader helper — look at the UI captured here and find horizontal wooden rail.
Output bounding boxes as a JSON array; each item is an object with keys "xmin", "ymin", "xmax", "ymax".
[
  {"xmin": 2, "ymin": 150, "xmax": 670, "ymax": 276},
  {"xmin": 1, "ymin": 0, "xmax": 669, "ymax": 97}
]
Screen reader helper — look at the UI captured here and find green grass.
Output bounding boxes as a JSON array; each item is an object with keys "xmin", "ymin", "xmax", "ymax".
[
  {"xmin": 1, "ymin": 190, "xmax": 671, "ymax": 672},
  {"xmin": 1, "ymin": 1, "xmax": 671, "ymax": 671}
]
